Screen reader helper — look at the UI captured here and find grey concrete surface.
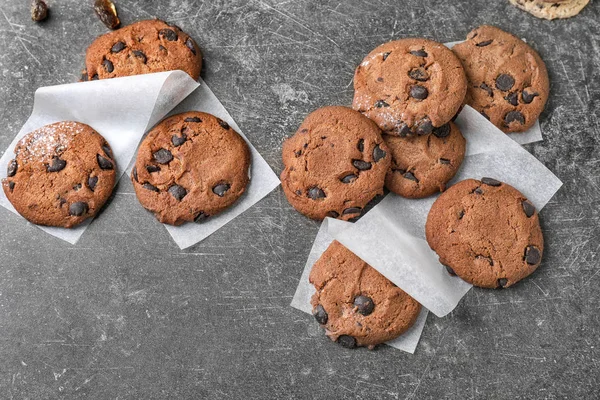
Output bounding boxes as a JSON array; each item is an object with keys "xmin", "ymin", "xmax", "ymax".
[{"xmin": 0, "ymin": 0, "xmax": 598, "ymax": 398}]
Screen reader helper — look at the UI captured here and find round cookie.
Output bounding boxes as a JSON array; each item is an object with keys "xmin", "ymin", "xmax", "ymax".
[
  {"xmin": 280, "ymin": 106, "xmax": 391, "ymax": 221},
  {"xmin": 82, "ymin": 19, "xmax": 202, "ymax": 81},
  {"xmin": 425, "ymin": 178, "xmax": 544, "ymax": 289},
  {"xmin": 508, "ymin": 0, "xmax": 590, "ymax": 20},
  {"xmin": 353, "ymin": 38, "xmax": 467, "ymax": 136},
  {"xmin": 309, "ymin": 240, "xmax": 421, "ymax": 349},
  {"xmin": 131, "ymin": 112, "xmax": 250, "ymax": 225},
  {"xmin": 2, "ymin": 121, "xmax": 116, "ymax": 228},
  {"xmin": 385, "ymin": 121, "xmax": 466, "ymax": 198},
  {"xmin": 452, "ymin": 25, "xmax": 549, "ymax": 133}
]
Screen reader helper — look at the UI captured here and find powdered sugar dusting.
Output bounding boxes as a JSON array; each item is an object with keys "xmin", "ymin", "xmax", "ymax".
[{"xmin": 17, "ymin": 121, "xmax": 86, "ymax": 164}]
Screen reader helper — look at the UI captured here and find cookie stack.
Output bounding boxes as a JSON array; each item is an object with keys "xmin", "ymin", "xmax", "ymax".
[
  {"xmin": 284, "ymin": 25, "xmax": 550, "ymax": 349},
  {"xmin": 2, "ymin": 19, "xmax": 251, "ymax": 228}
]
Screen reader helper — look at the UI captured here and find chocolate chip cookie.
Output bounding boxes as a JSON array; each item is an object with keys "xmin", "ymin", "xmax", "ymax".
[
  {"xmin": 509, "ymin": 0, "xmax": 590, "ymax": 20},
  {"xmin": 309, "ymin": 240, "xmax": 421, "ymax": 350},
  {"xmin": 425, "ymin": 178, "xmax": 544, "ymax": 289},
  {"xmin": 131, "ymin": 112, "xmax": 250, "ymax": 225},
  {"xmin": 280, "ymin": 106, "xmax": 390, "ymax": 221},
  {"xmin": 82, "ymin": 19, "xmax": 202, "ymax": 81},
  {"xmin": 2, "ymin": 122, "xmax": 116, "ymax": 228},
  {"xmin": 353, "ymin": 38, "xmax": 467, "ymax": 136},
  {"xmin": 452, "ymin": 25, "xmax": 549, "ymax": 133},
  {"xmin": 385, "ymin": 122, "xmax": 466, "ymax": 198}
]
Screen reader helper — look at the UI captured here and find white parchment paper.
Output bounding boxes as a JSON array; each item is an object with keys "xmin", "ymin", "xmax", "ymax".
[
  {"xmin": 290, "ymin": 218, "xmax": 429, "ymax": 354},
  {"xmin": 0, "ymin": 71, "xmax": 198, "ymax": 244}
]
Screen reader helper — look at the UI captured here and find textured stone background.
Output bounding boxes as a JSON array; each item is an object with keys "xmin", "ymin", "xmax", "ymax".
[{"xmin": 0, "ymin": 0, "xmax": 598, "ymax": 399}]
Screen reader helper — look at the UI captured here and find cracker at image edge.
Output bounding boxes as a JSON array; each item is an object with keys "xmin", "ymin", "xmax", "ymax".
[{"xmin": 508, "ymin": 0, "xmax": 590, "ymax": 20}]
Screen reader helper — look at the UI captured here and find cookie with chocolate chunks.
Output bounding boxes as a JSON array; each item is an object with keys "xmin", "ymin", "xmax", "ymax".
[
  {"xmin": 385, "ymin": 121, "xmax": 466, "ymax": 198},
  {"xmin": 425, "ymin": 178, "xmax": 544, "ymax": 288},
  {"xmin": 82, "ymin": 19, "xmax": 202, "ymax": 81},
  {"xmin": 353, "ymin": 38, "xmax": 467, "ymax": 136},
  {"xmin": 2, "ymin": 121, "xmax": 116, "ymax": 228},
  {"xmin": 452, "ymin": 25, "xmax": 549, "ymax": 133},
  {"xmin": 131, "ymin": 112, "xmax": 250, "ymax": 225},
  {"xmin": 309, "ymin": 240, "xmax": 421, "ymax": 349},
  {"xmin": 280, "ymin": 106, "xmax": 390, "ymax": 221}
]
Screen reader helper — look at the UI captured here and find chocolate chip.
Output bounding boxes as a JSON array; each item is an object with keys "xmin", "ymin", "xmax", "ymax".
[
  {"xmin": 473, "ymin": 187, "xmax": 483, "ymax": 195},
  {"xmin": 522, "ymin": 89, "xmax": 538, "ymax": 104},
  {"xmin": 376, "ymin": 77, "xmax": 383, "ymax": 82},
  {"xmin": 102, "ymin": 59, "xmax": 114, "ymax": 73},
  {"xmin": 410, "ymin": 49, "xmax": 428, "ymax": 57},
  {"xmin": 7, "ymin": 159, "xmax": 17, "ymax": 177},
  {"xmin": 458, "ymin": 210, "xmax": 465, "ymax": 219},
  {"xmin": 342, "ymin": 207, "xmax": 361, "ymax": 215},
  {"xmin": 495, "ymin": 74, "xmax": 515, "ymax": 91},
  {"xmin": 476, "ymin": 39, "xmax": 493, "ymax": 47},
  {"xmin": 397, "ymin": 123, "xmax": 411, "ymax": 137},
  {"xmin": 410, "ymin": 85, "xmax": 428, "ymax": 100},
  {"xmin": 373, "ymin": 144, "xmax": 386, "ymax": 162},
  {"xmin": 146, "ymin": 165, "xmax": 161, "ymax": 173},
  {"xmin": 433, "ymin": 123, "xmax": 450, "ymax": 138},
  {"xmin": 337, "ymin": 335, "xmax": 356, "ymax": 349},
  {"xmin": 416, "ymin": 118, "xmax": 433, "ymax": 135},
  {"xmin": 102, "ymin": 144, "xmax": 113, "ymax": 159},
  {"xmin": 307, "ymin": 186, "xmax": 326, "ymax": 199},
  {"xmin": 132, "ymin": 50, "xmax": 147, "ymax": 63},
  {"xmin": 357, "ymin": 139, "xmax": 364, "ymax": 152},
  {"xmin": 132, "ymin": 167, "xmax": 138, "ymax": 182},
  {"xmin": 476, "ymin": 255, "xmax": 494, "ymax": 266},
  {"xmin": 340, "ymin": 174, "xmax": 358, "ymax": 184},
  {"xmin": 171, "ymin": 134, "xmax": 187, "ymax": 147},
  {"xmin": 327, "ymin": 211, "xmax": 339, "ymax": 218},
  {"xmin": 159, "ymin": 45, "xmax": 168, "ymax": 53},
  {"xmin": 94, "ymin": 0, "xmax": 120, "ymax": 30},
  {"xmin": 168, "ymin": 184, "xmax": 187, "ymax": 201},
  {"xmin": 504, "ymin": 111, "xmax": 525, "ymax": 125},
  {"xmin": 111, "ymin": 41, "xmax": 126, "ymax": 53},
  {"xmin": 88, "ymin": 176, "xmax": 98, "ymax": 191},
  {"xmin": 184, "ymin": 117, "xmax": 202, "ymax": 123},
  {"xmin": 31, "ymin": 0, "xmax": 48, "ymax": 22},
  {"xmin": 59, "ymin": 198, "xmax": 66, "ymax": 207},
  {"xmin": 498, "ymin": 278, "xmax": 508, "ymax": 288},
  {"xmin": 445, "ymin": 265, "xmax": 456, "ymax": 276},
  {"xmin": 159, "ymin": 29, "xmax": 178, "ymax": 41},
  {"xmin": 218, "ymin": 119, "xmax": 230, "ymax": 130},
  {"xmin": 8, "ymin": 181, "xmax": 15, "ymax": 192},
  {"xmin": 403, "ymin": 171, "xmax": 418, "ymax": 182},
  {"xmin": 481, "ymin": 177, "xmax": 501, "ymax": 187},
  {"xmin": 522, "ymin": 200, "xmax": 535, "ymax": 217},
  {"xmin": 313, "ymin": 305, "xmax": 328, "ymax": 324},
  {"xmin": 194, "ymin": 212, "xmax": 209, "ymax": 222},
  {"xmin": 153, "ymin": 149, "xmax": 173, "ymax": 164},
  {"xmin": 408, "ymin": 67, "xmax": 429, "ymax": 82},
  {"xmin": 142, "ymin": 183, "xmax": 159, "ymax": 192},
  {"xmin": 213, "ymin": 183, "xmax": 230, "ymax": 197},
  {"xmin": 382, "ymin": 52, "xmax": 390, "ymax": 60},
  {"xmin": 374, "ymin": 100, "xmax": 389, "ymax": 108},
  {"xmin": 91, "ymin": 74, "xmax": 99, "ymax": 80},
  {"xmin": 73, "ymin": 183, "xmax": 82, "ymax": 191},
  {"xmin": 479, "ymin": 83, "xmax": 494, "ymax": 97},
  {"xmin": 69, "ymin": 202, "xmax": 88, "ymax": 216},
  {"xmin": 47, "ymin": 157, "xmax": 66, "ymax": 172},
  {"xmin": 81, "ymin": 71, "xmax": 89, "ymax": 81},
  {"xmin": 97, "ymin": 154, "xmax": 114, "ymax": 170},
  {"xmin": 352, "ymin": 160, "xmax": 372, "ymax": 171},
  {"xmin": 439, "ymin": 158, "xmax": 451, "ymax": 165},
  {"xmin": 354, "ymin": 295, "xmax": 375, "ymax": 316},
  {"xmin": 525, "ymin": 246, "xmax": 541, "ymax": 265},
  {"xmin": 505, "ymin": 92, "xmax": 518, "ymax": 106},
  {"xmin": 185, "ymin": 38, "xmax": 197, "ymax": 55}
]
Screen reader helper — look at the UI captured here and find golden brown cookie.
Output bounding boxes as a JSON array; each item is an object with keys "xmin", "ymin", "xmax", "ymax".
[
  {"xmin": 425, "ymin": 178, "xmax": 544, "ymax": 289},
  {"xmin": 280, "ymin": 106, "xmax": 390, "ymax": 221},
  {"xmin": 508, "ymin": 0, "xmax": 590, "ymax": 20},
  {"xmin": 2, "ymin": 122, "xmax": 116, "ymax": 228},
  {"xmin": 309, "ymin": 241, "xmax": 421, "ymax": 349},
  {"xmin": 385, "ymin": 122, "xmax": 466, "ymax": 198},
  {"xmin": 131, "ymin": 112, "xmax": 250, "ymax": 225},
  {"xmin": 353, "ymin": 38, "xmax": 467, "ymax": 136},
  {"xmin": 452, "ymin": 25, "xmax": 549, "ymax": 133},
  {"xmin": 82, "ymin": 19, "xmax": 202, "ymax": 81}
]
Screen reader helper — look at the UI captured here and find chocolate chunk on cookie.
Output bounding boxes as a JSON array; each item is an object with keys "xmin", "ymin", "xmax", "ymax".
[
  {"xmin": 2, "ymin": 122, "xmax": 116, "ymax": 228},
  {"xmin": 384, "ymin": 121, "xmax": 466, "ymax": 198},
  {"xmin": 309, "ymin": 241, "xmax": 421, "ymax": 349},
  {"xmin": 280, "ymin": 106, "xmax": 390, "ymax": 221},
  {"xmin": 452, "ymin": 25, "xmax": 549, "ymax": 133},
  {"xmin": 425, "ymin": 178, "xmax": 544, "ymax": 288},
  {"xmin": 131, "ymin": 112, "xmax": 250, "ymax": 225},
  {"xmin": 84, "ymin": 19, "xmax": 202, "ymax": 81},
  {"xmin": 353, "ymin": 38, "xmax": 467, "ymax": 136}
]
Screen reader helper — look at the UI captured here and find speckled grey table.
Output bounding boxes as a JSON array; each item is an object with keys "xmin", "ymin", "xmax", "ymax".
[{"xmin": 0, "ymin": 1, "xmax": 598, "ymax": 399}]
